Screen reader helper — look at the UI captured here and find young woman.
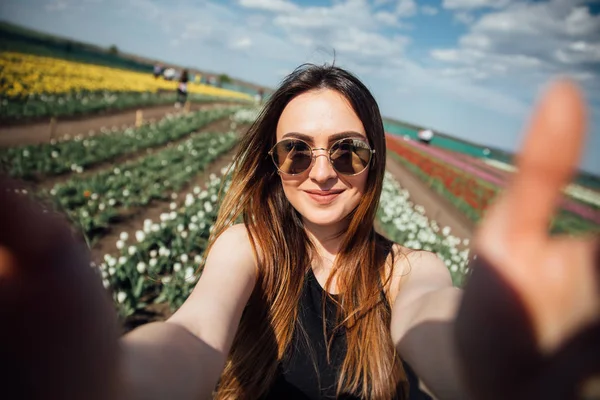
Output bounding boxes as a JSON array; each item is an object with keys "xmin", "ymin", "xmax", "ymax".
[
  {"xmin": 1, "ymin": 65, "xmax": 598, "ymax": 400},
  {"xmin": 169, "ymin": 64, "xmax": 459, "ymax": 399}
]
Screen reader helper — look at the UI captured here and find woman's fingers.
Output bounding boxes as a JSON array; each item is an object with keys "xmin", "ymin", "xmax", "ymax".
[
  {"xmin": 508, "ymin": 79, "xmax": 586, "ymax": 240},
  {"xmin": 476, "ymin": 80, "xmax": 587, "ymax": 263}
]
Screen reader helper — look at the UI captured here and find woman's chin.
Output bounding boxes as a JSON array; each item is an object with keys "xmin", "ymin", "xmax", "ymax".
[{"xmin": 301, "ymin": 208, "xmax": 349, "ymax": 228}]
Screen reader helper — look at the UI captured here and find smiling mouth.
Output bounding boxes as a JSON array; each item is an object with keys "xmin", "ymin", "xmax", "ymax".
[{"xmin": 304, "ymin": 190, "xmax": 344, "ymax": 205}]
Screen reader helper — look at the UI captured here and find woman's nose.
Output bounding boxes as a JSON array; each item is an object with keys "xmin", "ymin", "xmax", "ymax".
[{"xmin": 308, "ymin": 151, "xmax": 337, "ymax": 183}]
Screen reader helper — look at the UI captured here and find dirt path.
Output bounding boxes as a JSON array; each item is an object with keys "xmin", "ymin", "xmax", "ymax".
[
  {"xmin": 0, "ymin": 101, "xmax": 238, "ymax": 148},
  {"xmin": 385, "ymin": 155, "xmax": 474, "ymax": 242}
]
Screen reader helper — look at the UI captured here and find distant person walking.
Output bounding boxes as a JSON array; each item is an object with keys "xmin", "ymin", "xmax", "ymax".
[
  {"xmin": 175, "ymin": 69, "xmax": 189, "ymax": 108},
  {"xmin": 153, "ymin": 63, "xmax": 163, "ymax": 79}
]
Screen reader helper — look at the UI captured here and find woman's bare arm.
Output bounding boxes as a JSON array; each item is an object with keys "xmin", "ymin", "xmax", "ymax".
[
  {"xmin": 390, "ymin": 251, "xmax": 466, "ymax": 400},
  {"xmin": 120, "ymin": 224, "xmax": 258, "ymax": 400}
]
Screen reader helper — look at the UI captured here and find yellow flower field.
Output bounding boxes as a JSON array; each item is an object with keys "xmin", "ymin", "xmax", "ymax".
[{"xmin": 0, "ymin": 52, "xmax": 252, "ymax": 101}]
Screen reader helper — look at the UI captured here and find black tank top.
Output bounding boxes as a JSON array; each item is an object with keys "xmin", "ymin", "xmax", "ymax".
[{"xmin": 261, "ymin": 268, "xmax": 433, "ymax": 400}]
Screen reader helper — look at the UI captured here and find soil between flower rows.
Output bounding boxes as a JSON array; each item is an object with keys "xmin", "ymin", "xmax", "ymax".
[{"xmin": 0, "ymin": 101, "xmax": 240, "ymax": 147}]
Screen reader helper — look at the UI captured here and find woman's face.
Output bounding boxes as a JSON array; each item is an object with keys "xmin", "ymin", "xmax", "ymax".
[{"xmin": 275, "ymin": 89, "xmax": 370, "ymax": 229}]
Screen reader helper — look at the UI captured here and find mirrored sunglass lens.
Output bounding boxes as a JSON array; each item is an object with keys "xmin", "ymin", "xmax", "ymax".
[
  {"xmin": 330, "ymin": 139, "xmax": 371, "ymax": 174},
  {"xmin": 273, "ymin": 140, "xmax": 312, "ymax": 174}
]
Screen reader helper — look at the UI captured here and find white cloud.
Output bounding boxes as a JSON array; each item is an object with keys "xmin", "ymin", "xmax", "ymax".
[
  {"xmin": 430, "ymin": 49, "xmax": 462, "ymax": 62},
  {"xmin": 442, "ymin": 0, "xmax": 511, "ymax": 10},
  {"xmin": 46, "ymin": 0, "xmax": 68, "ymax": 11},
  {"xmin": 246, "ymin": 14, "xmax": 269, "ymax": 28},
  {"xmin": 453, "ymin": 11, "xmax": 475, "ymax": 24},
  {"xmin": 374, "ymin": 11, "xmax": 399, "ymax": 26},
  {"xmin": 432, "ymin": 0, "xmax": 600, "ymax": 100},
  {"xmin": 238, "ymin": 0, "xmax": 298, "ymax": 13},
  {"xmin": 396, "ymin": 0, "xmax": 417, "ymax": 17},
  {"xmin": 554, "ymin": 42, "xmax": 600, "ymax": 64},
  {"xmin": 421, "ymin": 5, "xmax": 439, "ymax": 16},
  {"xmin": 230, "ymin": 36, "xmax": 253, "ymax": 49},
  {"xmin": 564, "ymin": 6, "xmax": 600, "ymax": 37}
]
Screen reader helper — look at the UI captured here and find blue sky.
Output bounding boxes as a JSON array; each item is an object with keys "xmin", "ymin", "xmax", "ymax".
[{"xmin": 2, "ymin": 0, "xmax": 599, "ymax": 174}]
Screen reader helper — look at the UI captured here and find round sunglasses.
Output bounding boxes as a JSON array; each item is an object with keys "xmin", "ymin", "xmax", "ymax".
[{"xmin": 268, "ymin": 137, "xmax": 375, "ymax": 176}]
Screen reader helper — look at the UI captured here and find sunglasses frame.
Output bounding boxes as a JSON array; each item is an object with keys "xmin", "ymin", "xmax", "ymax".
[{"xmin": 268, "ymin": 137, "xmax": 376, "ymax": 176}]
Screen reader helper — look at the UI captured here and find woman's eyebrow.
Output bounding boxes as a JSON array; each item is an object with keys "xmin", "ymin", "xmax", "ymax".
[
  {"xmin": 281, "ymin": 132, "xmax": 314, "ymax": 143},
  {"xmin": 281, "ymin": 131, "xmax": 367, "ymax": 144},
  {"xmin": 328, "ymin": 131, "xmax": 367, "ymax": 142}
]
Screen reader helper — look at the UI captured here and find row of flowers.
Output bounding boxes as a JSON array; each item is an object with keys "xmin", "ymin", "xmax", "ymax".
[
  {"xmin": 51, "ymin": 129, "xmax": 238, "ymax": 242},
  {"xmin": 0, "ymin": 90, "xmax": 244, "ymax": 121},
  {"xmin": 1, "ymin": 107, "xmax": 241, "ymax": 180},
  {"xmin": 387, "ymin": 136, "xmax": 497, "ymax": 218},
  {"xmin": 483, "ymin": 158, "xmax": 600, "ymax": 209},
  {"xmin": 96, "ymin": 107, "xmax": 259, "ymax": 316},
  {"xmin": 400, "ymin": 136, "xmax": 600, "ymax": 224},
  {"xmin": 1, "ymin": 51, "xmax": 252, "ymax": 101},
  {"xmin": 388, "ymin": 136, "xmax": 599, "ymax": 234},
  {"xmin": 377, "ymin": 172, "xmax": 471, "ymax": 287},
  {"xmin": 97, "ymin": 171, "xmax": 229, "ymax": 317}
]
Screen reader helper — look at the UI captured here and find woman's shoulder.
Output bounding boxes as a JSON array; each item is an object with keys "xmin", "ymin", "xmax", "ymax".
[
  {"xmin": 209, "ymin": 223, "xmax": 258, "ymax": 269},
  {"xmin": 384, "ymin": 242, "xmax": 450, "ymax": 302}
]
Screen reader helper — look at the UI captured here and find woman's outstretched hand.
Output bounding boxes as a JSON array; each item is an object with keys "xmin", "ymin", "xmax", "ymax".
[
  {"xmin": 456, "ymin": 80, "xmax": 600, "ymax": 400},
  {"xmin": 0, "ymin": 179, "xmax": 122, "ymax": 400}
]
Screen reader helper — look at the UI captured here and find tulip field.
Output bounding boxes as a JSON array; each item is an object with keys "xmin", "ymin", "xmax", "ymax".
[
  {"xmin": 2, "ymin": 44, "xmax": 598, "ymax": 327},
  {"xmin": 386, "ymin": 134, "xmax": 600, "ymax": 235},
  {"xmin": 0, "ymin": 52, "xmax": 252, "ymax": 121}
]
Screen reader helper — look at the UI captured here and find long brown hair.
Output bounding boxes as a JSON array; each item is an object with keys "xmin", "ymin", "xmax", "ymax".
[{"xmin": 209, "ymin": 64, "xmax": 408, "ymax": 399}]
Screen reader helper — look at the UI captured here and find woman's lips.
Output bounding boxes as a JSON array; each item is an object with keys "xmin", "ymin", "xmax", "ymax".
[{"xmin": 304, "ymin": 190, "xmax": 344, "ymax": 205}]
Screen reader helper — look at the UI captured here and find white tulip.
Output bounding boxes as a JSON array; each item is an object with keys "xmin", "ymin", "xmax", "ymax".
[
  {"xmin": 117, "ymin": 292, "xmax": 127, "ymax": 304},
  {"xmin": 185, "ymin": 267, "xmax": 196, "ymax": 281},
  {"xmin": 135, "ymin": 230, "xmax": 145, "ymax": 243},
  {"xmin": 136, "ymin": 262, "xmax": 147, "ymax": 274}
]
